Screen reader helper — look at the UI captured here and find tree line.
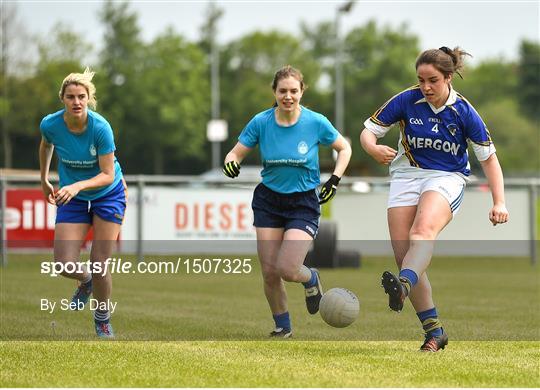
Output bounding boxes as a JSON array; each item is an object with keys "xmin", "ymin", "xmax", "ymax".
[{"xmin": 1, "ymin": 1, "xmax": 538, "ymax": 176}]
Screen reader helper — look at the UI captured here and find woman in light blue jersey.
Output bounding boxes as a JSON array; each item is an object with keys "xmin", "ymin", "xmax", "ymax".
[
  {"xmin": 223, "ymin": 65, "xmax": 352, "ymax": 337},
  {"xmin": 39, "ymin": 68, "xmax": 126, "ymax": 338},
  {"xmin": 360, "ymin": 47, "xmax": 509, "ymax": 351}
]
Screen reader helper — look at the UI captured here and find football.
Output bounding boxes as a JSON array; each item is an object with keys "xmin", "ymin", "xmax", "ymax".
[{"xmin": 319, "ymin": 287, "xmax": 360, "ymax": 328}]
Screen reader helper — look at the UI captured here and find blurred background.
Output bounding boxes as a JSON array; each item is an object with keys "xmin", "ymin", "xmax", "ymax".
[
  {"xmin": 1, "ymin": 0, "xmax": 539, "ymax": 177},
  {"xmin": 1, "ymin": 2, "xmax": 538, "ymax": 345}
]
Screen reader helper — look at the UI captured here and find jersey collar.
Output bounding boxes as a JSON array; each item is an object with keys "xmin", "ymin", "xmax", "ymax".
[{"xmin": 415, "ymin": 86, "xmax": 458, "ymax": 114}]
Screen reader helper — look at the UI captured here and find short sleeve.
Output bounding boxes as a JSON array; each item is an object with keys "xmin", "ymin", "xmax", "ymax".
[
  {"xmin": 96, "ymin": 122, "xmax": 116, "ymax": 155},
  {"xmin": 364, "ymin": 91, "xmax": 406, "ymax": 138},
  {"xmin": 40, "ymin": 117, "xmax": 52, "ymax": 144},
  {"xmin": 463, "ymin": 104, "xmax": 496, "ymax": 161},
  {"xmin": 318, "ymin": 115, "xmax": 339, "ymax": 145},
  {"xmin": 238, "ymin": 115, "xmax": 260, "ymax": 148}
]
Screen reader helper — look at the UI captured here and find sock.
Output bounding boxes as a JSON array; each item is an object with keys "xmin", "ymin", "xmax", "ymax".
[
  {"xmin": 81, "ymin": 273, "xmax": 92, "ymax": 285},
  {"xmin": 94, "ymin": 309, "xmax": 110, "ymax": 324},
  {"xmin": 272, "ymin": 312, "xmax": 291, "ymax": 331},
  {"xmin": 399, "ymin": 268, "xmax": 418, "ymax": 295},
  {"xmin": 417, "ymin": 307, "xmax": 443, "ymax": 337},
  {"xmin": 302, "ymin": 269, "xmax": 318, "ymax": 288}
]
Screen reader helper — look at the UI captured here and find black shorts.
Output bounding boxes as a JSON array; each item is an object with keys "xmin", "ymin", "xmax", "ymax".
[{"xmin": 251, "ymin": 183, "xmax": 320, "ymax": 238}]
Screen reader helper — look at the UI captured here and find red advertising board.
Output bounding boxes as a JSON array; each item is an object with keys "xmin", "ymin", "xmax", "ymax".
[{"xmin": 5, "ymin": 188, "xmax": 92, "ymax": 248}]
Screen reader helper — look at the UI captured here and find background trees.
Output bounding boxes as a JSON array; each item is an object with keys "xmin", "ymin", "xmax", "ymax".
[
  {"xmin": 1, "ymin": 1, "xmax": 538, "ymax": 176},
  {"xmin": 220, "ymin": 30, "xmax": 322, "ymax": 166}
]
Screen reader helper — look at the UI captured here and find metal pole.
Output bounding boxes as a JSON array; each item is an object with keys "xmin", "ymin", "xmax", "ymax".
[
  {"xmin": 209, "ymin": 2, "xmax": 223, "ymax": 169},
  {"xmin": 335, "ymin": 11, "xmax": 344, "ymax": 136},
  {"xmin": 334, "ymin": 1, "xmax": 355, "ymax": 136},
  {"xmin": 0, "ymin": 176, "xmax": 7, "ymax": 267},
  {"xmin": 136, "ymin": 176, "xmax": 144, "ymax": 262},
  {"xmin": 211, "ymin": 20, "xmax": 220, "ymax": 120},
  {"xmin": 212, "ymin": 142, "xmax": 220, "ymax": 170},
  {"xmin": 529, "ymin": 184, "xmax": 538, "ymax": 265}
]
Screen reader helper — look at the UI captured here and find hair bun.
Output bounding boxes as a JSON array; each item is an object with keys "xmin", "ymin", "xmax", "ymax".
[
  {"xmin": 439, "ymin": 46, "xmax": 458, "ymax": 66},
  {"xmin": 439, "ymin": 46, "xmax": 452, "ymax": 55}
]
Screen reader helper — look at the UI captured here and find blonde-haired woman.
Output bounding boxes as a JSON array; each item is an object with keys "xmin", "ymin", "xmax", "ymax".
[{"xmin": 39, "ymin": 68, "xmax": 126, "ymax": 338}]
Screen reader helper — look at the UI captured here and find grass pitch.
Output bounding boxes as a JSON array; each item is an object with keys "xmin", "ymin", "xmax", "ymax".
[
  {"xmin": 1, "ymin": 253, "xmax": 539, "ymax": 387},
  {"xmin": 2, "ymin": 340, "xmax": 538, "ymax": 387}
]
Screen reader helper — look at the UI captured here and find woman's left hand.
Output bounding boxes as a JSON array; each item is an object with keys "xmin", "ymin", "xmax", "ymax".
[
  {"xmin": 319, "ymin": 175, "xmax": 341, "ymax": 205},
  {"xmin": 489, "ymin": 203, "xmax": 509, "ymax": 226},
  {"xmin": 55, "ymin": 183, "xmax": 82, "ymax": 205}
]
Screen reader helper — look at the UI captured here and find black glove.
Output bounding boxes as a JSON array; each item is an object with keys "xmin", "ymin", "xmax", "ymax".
[
  {"xmin": 318, "ymin": 174, "xmax": 341, "ymax": 204},
  {"xmin": 223, "ymin": 161, "xmax": 241, "ymax": 178}
]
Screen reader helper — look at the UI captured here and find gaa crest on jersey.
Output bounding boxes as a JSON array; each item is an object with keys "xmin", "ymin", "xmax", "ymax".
[
  {"xmin": 447, "ymin": 124, "xmax": 457, "ymax": 136},
  {"xmin": 89, "ymin": 144, "xmax": 97, "ymax": 156},
  {"xmin": 297, "ymin": 141, "xmax": 308, "ymax": 155}
]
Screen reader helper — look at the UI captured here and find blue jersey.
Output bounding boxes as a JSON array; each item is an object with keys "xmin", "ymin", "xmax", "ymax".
[
  {"xmin": 40, "ymin": 109, "xmax": 123, "ymax": 201},
  {"xmin": 364, "ymin": 86, "xmax": 495, "ymax": 178},
  {"xmin": 239, "ymin": 106, "xmax": 339, "ymax": 193}
]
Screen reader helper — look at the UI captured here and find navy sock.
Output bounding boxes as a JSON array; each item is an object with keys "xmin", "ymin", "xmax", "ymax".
[
  {"xmin": 302, "ymin": 269, "xmax": 318, "ymax": 288},
  {"xmin": 273, "ymin": 312, "xmax": 291, "ymax": 331},
  {"xmin": 417, "ymin": 307, "xmax": 443, "ymax": 337}
]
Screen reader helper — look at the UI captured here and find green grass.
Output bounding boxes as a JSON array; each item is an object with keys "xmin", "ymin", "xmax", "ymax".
[
  {"xmin": 1, "ymin": 254, "xmax": 539, "ymax": 387},
  {"xmin": 537, "ymin": 196, "xmax": 540, "ymax": 240},
  {"xmin": 1, "ymin": 341, "xmax": 538, "ymax": 387}
]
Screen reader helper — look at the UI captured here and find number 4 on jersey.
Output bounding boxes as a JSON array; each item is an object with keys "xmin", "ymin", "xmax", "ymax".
[{"xmin": 431, "ymin": 123, "xmax": 439, "ymax": 133}]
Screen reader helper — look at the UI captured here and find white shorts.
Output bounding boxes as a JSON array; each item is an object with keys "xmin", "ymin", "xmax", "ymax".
[{"xmin": 388, "ymin": 175, "xmax": 466, "ymax": 215}]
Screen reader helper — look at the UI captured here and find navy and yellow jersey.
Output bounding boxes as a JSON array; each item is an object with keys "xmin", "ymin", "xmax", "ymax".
[{"xmin": 364, "ymin": 85, "xmax": 495, "ymax": 179}]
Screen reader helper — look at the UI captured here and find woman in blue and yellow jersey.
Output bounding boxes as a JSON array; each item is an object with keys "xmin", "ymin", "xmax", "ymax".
[
  {"xmin": 39, "ymin": 68, "xmax": 126, "ymax": 338},
  {"xmin": 223, "ymin": 65, "xmax": 352, "ymax": 337},
  {"xmin": 360, "ymin": 47, "xmax": 509, "ymax": 351}
]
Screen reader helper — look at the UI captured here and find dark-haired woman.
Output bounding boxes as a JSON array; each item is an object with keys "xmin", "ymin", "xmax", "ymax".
[{"xmin": 360, "ymin": 47, "xmax": 508, "ymax": 351}]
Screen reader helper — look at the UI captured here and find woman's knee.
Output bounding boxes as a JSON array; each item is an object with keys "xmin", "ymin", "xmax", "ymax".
[
  {"xmin": 409, "ymin": 225, "xmax": 437, "ymax": 241},
  {"xmin": 261, "ymin": 263, "xmax": 280, "ymax": 284},
  {"xmin": 277, "ymin": 263, "xmax": 301, "ymax": 282},
  {"xmin": 90, "ymin": 240, "xmax": 116, "ymax": 263}
]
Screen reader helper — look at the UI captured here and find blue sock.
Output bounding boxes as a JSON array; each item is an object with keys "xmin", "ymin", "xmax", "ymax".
[
  {"xmin": 273, "ymin": 312, "xmax": 291, "ymax": 330},
  {"xmin": 417, "ymin": 307, "xmax": 443, "ymax": 337},
  {"xmin": 399, "ymin": 268, "xmax": 418, "ymax": 295},
  {"xmin": 399, "ymin": 268, "xmax": 418, "ymax": 286},
  {"xmin": 302, "ymin": 269, "xmax": 318, "ymax": 288}
]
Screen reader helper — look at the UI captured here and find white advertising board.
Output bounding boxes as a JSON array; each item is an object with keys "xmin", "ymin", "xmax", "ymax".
[
  {"xmin": 119, "ymin": 185, "xmax": 532, "ymax": 256},
  {"xmin": 122, "ymin": 186, "xmax": 256, "ymax": 241}
]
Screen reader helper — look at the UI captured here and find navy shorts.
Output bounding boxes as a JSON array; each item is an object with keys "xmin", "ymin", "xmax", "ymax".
[
  {"xmin": 251, "ymin": 183, "xmax": 320, "ymax": 238},
  {"xmin": 56, "ymin": 179, "xmax": 127, "ymax": 225}
]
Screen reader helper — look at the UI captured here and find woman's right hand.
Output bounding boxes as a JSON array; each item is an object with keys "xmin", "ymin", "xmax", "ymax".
[
  {"xmin": 41, "ymin": 180, "xmax": 56, "ymax": 205},
  {"xmin": 369, "ymin": 145, "xmax": 397, "ymax": 165},
  {"xmin": 223, "ymin": 161, "xmax": 241, "ymax": 178}
]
